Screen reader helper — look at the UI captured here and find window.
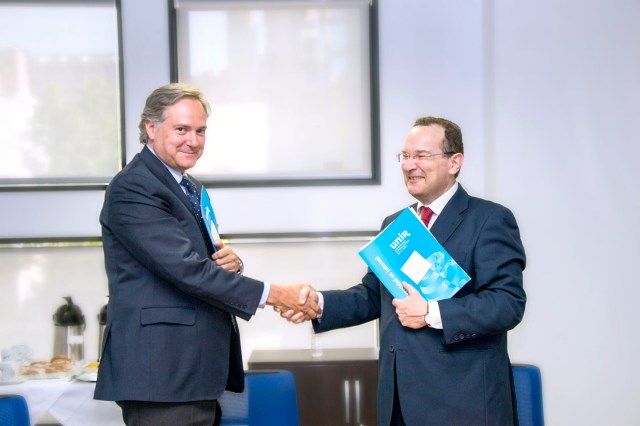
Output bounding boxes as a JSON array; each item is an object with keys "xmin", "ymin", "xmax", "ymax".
[
  {"xmin": 173, "ymin": 0, "xmax": 379, "ymax": 187},
  {"xmin": 0, "ymin": 0, "xmax": 123, "ymax": 189}
]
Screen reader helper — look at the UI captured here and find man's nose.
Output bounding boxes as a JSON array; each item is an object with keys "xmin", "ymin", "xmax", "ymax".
[
  {"xmin": 185, "ymin": 130, "xmax": 200, "ymax": 144},
  {"xmin": 402, "ymin": 157, "xmax": 418, "ymax": 169}
]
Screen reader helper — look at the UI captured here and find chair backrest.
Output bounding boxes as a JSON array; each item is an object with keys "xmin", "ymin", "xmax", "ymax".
[
  {"xmin": 0, "ymin": 394, "xmax": 30, "ymax": 426},
  {"xmin": 512, "ymin": 363, "xmax": 544, "ymax": 426},
  {"xmin": 219, "ymin": 369, "xmax": 299, "ymax": 426}
]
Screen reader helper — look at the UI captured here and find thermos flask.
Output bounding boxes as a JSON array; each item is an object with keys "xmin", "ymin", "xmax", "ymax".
[{"xmin": 52, "ymin": 296, "xmax": 86, "ymax": 362}]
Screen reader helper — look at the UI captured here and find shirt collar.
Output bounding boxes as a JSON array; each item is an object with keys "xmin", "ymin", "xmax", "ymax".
[{"xmin": 417, "ymin": 182, "xmax": 459, "ymax": 217}]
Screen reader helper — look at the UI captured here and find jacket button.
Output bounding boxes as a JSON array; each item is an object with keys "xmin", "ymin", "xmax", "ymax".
[
  {"xmin": 471, "ymin": 334, "xmax": 477, "ymax": 338},
  {"xmin": 389, "ymin": 345, "xmax": 395, "ymax": 352}
]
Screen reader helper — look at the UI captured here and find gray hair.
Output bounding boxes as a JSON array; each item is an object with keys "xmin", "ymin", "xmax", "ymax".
[{"xmin": 138, "ymin": 83, "xmax": 211, "ymax": 144}]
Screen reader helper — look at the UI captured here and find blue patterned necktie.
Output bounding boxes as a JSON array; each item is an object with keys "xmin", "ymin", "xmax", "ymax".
[
  {"xmin": 180, "ymin": 177, "xmax": 202, "ymax": 220},
  {"xmin": 180, "ymin": 176, "xmax": 215, "ymax": 254}
]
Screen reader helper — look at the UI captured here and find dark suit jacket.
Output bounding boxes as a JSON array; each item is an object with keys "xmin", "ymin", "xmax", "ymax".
[
  {"xmin": 94, "ymin": 146, "xmax": 264, "ymax": 403},
  {"xmin": 316, "ymin": 185, "xmax": 526, "ymax": 426}
]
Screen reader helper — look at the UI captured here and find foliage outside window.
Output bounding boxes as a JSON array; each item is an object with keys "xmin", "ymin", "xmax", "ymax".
[{"xmin": 0, "ymin": 0, "xmax": 123, "ymax": 189}]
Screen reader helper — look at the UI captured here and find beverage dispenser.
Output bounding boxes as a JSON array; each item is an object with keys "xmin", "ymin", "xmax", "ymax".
[{"xmin": 52, "ymin": 296, "xmax": 85, "ymax": 362}]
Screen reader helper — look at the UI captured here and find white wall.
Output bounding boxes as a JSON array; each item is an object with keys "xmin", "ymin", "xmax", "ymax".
[
  {"xmin": 491, "ymin": 1, "xmax": 640, "ymax": 425},
  {"xmin": 1, "ymin": 0, "xmax": 639, "ymax": 424}
]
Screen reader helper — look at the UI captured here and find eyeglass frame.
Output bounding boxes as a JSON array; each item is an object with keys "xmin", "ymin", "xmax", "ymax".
[{"xmin": 396, "ymin": 151, "xmax": 455, "ymax": 163}]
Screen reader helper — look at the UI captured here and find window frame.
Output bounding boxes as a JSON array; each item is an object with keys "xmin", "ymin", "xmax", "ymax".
[
  {"xmin": 169, "ymin": 0, "xmax": 380, "ymax": 188},
  {"xmin": 0, "ymin": 0, "xmax": 126, "ymax": 192}
]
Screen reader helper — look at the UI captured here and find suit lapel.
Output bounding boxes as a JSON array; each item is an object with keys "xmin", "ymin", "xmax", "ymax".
[
  {"xmin": 428, "ymin": 185, "xmax": 469, "ymax": 245},
  {"xmin": 139, "ymin": 146, "xmax": 194, "ymax": 216}
]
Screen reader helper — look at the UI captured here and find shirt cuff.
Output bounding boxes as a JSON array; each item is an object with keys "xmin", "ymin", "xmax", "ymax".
[
  {"xmin": 258, "ymin": 282, "xmax": 270, "ymax": 309},
  {"xmin": 316, "ymin": 292, "xmax": 324, "ymax": 319},
  {"xmin": 424, "ymin": 300, "xmax": 443, "ymax": 329}
]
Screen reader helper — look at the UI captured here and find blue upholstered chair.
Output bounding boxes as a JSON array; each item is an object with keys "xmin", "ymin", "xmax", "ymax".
[
  {"xmin": 0, "ymin": 394, "xmax": 30, "ymax": 426},
  {"xmin": 219, "ymin": 370, "xmax": 299, "ymax": 426},
  {"xmin": 512, "ymin": 363, "xmax": 544, "ymax": 426}
]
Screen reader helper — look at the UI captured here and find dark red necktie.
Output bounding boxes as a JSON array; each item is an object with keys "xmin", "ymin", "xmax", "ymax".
[{"xmin": 420, "ymin": 206, "xmax": 433, "ymax": 228}]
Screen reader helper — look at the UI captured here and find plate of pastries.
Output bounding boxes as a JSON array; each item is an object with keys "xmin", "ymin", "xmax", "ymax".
[{"xmin": 19, "ymin": 355, "xmax": 75, "ymax": 379}]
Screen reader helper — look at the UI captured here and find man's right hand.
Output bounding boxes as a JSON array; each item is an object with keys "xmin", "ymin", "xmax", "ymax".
[
  {"xmin": 276, "ymin": 285, "xmax": 319, "ymax": 324},
  {"xmin": 267, "ymin": 284, "xmax": 320, "ymax": 321}
]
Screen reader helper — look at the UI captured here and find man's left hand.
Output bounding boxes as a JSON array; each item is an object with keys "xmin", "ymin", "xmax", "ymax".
[
  {"xmin": 392, "ymin": 283, "xmax": 429, "ymax": 329},
  {"xmin": 211, "ymin": 240, "xmax": 243, "ymax": 273}
]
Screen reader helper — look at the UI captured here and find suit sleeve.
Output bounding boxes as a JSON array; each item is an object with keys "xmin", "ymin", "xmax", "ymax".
[
  {"xmin": 103, "ymin": 173, "xmax": 264, "ymax": 320},
  {"xmin": 313, "ymin": 215, "xmax": 398, "ymax": 332},
  {"xmin": 438, "ymin": 206, "xmax": 526, "ymax": 345},
  {"xmin": 315, "ymin": 270, "xmax": 382, "ymax": 332}
]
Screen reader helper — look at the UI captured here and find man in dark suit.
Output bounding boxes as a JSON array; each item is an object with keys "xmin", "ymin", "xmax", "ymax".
[
  {"xmin": 94, "ymin": 83, "xmax": 319, "ymax": 426},
  {"xmin": 283, "ymin": 116, "xmax": 526, "ymax": 425}
]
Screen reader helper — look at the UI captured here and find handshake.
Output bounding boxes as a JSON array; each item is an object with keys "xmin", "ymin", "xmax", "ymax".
[{"xmin": 267, "ymin": 284, "xmax": 319, "ymax": 323}]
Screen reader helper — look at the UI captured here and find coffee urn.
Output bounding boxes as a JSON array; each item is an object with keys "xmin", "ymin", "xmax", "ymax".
[
  {"xmin": 97, "ymin": 302, "xmax": 107, "ymax": 361},
  {"xmin": 52, "ymin": 296, "xmax": 86, "ymax": 362}
]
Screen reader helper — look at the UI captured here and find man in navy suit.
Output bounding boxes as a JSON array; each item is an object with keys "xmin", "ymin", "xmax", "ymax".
[
  {"xmin": 284, "ymin": 116, "xmax": 526, "ymax": 425},
  {"xmin": 94, "ymin": 83, "xmax": 319, "ymax": 425}
]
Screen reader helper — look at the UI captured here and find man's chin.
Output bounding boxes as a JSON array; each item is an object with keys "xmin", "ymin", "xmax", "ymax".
[
  {"xmin": 178, "ymin": 157, "xmax": 199, "ymax": 170},
  {"xmin": 406, "ymin": 183, "xmax": 424, "ymax": 197}
]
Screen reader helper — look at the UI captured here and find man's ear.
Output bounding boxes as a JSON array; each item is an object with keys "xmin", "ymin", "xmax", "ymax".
[
  {"xmin": 449, "ymin": 153, "xmax": 464, "ymax": 175},
  {"xmin": 144, "ymin": 120, "xmax": 156, "ymax": 142}
]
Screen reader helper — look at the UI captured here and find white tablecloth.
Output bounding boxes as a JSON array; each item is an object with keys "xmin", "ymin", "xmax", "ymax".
[{"xmin": 0, "ymin": 379, "xmax": 123, "ymax": 426}]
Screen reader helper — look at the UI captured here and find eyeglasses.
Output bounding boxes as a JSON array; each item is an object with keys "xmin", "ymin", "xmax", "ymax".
[{"xmin": 396, "ymin": 152, "xmax": 453, "ymax": 163}]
